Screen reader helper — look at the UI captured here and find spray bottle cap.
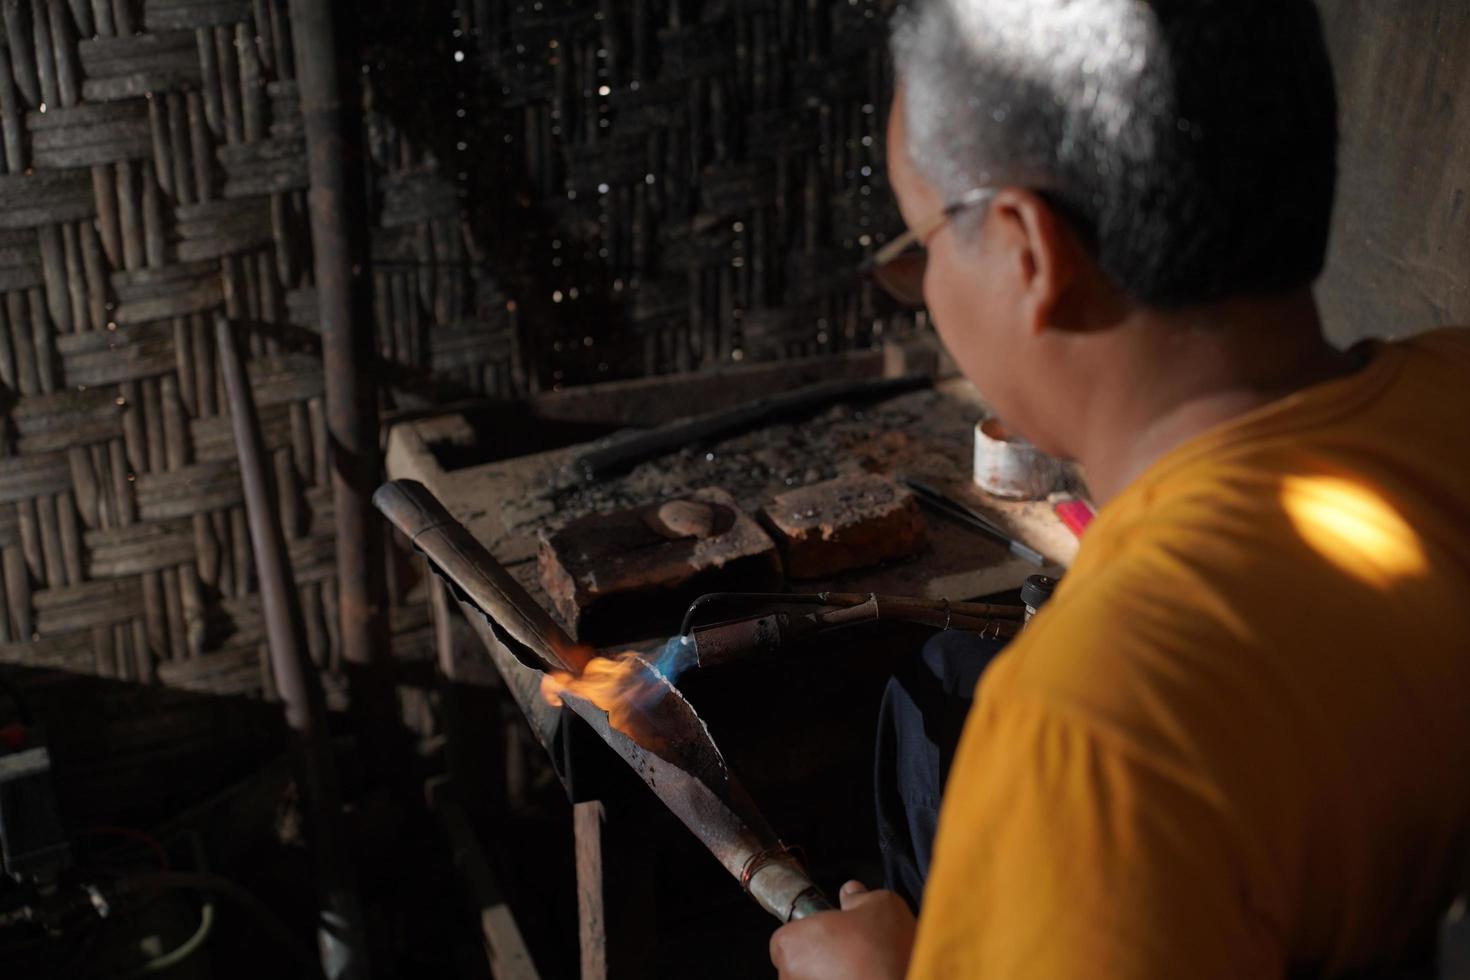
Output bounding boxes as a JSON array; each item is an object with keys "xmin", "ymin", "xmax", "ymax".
[{"xmin": 1020, "ymin": 574, "xmax": 1059, "ymax": 612}]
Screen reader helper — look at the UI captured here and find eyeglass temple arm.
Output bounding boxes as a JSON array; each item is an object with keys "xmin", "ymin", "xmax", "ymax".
[{"xmin": 859, "ymin": 189, "xmax": 997, "ymax": 272}]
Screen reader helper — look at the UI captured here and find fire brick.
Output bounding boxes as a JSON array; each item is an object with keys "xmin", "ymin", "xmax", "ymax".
[
  {"xmin": 761, "ymin": 473, "xmax": 928, "ymax": 580},
  {"xmin": 538, "ymin": 487, "xmax": 783, "ymax": 645}
]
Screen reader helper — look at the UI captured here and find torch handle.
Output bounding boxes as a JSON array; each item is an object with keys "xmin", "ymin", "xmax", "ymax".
[{"xmin": 788, "ymin": 888, "xmax": 837, "ymax": 920}]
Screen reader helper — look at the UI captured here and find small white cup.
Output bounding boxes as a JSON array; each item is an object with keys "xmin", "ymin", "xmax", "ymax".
[{"xmin": 973, "ymin": 418, "xmax": 1063, "ymax": 500}]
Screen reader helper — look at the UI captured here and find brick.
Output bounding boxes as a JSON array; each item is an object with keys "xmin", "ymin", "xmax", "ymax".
[
  {"xmin": 538, "ymin": 487, "xmax": 782, "ymax": 645},
  {"xmin": 761, "ymin": 473, "xmax": 928, "ymax": 580}
]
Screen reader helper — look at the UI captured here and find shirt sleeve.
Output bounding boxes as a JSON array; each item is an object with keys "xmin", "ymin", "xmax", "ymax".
[{"xmin": 905, "ymin": 680, "xmax": 1283, "ymax": 980}]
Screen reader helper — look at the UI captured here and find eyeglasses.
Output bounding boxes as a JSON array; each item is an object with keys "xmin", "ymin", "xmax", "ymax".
[{"xmin": 860, "ymin": 188, "xmax": 996, "ymax": 308}]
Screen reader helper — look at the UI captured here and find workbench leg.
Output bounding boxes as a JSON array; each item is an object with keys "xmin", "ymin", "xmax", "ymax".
[
  {"xmin": 429, "ymin": 776, "xmax": 541, "ymax": 980},
  {"xmin": 575, "ymin": 799, "xmax": 656, "ymax": 980},
  {"xmin": 430, "ymin": 569, "xmax": 457, "ymax": 679},
  {"xmin": 430, "ymin": 573, "xmax": 507, "ymax": 816}
]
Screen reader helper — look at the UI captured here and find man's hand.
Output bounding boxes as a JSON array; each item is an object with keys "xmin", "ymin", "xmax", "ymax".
[{"xmin": 769, "ymin": 881, "xmax": 917, "ymax": 980}]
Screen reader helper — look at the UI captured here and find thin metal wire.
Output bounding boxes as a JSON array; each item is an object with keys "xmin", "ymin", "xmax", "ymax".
[{"xmin": 739, "ymin": 842, "xmax": 808, "ymax": 894}]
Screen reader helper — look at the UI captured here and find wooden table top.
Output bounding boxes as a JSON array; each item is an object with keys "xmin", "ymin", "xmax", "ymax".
[{"xmin": 386, "ymin": 378, "xmax": 1080, "ymax": 633}]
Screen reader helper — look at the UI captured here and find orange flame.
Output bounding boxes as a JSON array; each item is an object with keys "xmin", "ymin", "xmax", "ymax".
[{"xmin": 540, "ymin": 651, "xmax": 673, "ymax": 734}]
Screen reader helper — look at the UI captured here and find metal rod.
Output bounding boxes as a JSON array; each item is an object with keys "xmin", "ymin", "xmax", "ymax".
[
  {"xmin": 811, "ymin": 599, "xmax": 1022, "ymax": 636},
  {"xmin": 217, "ymin": 316, "xmax": 365, "ymax": 980},
  {"xmin": 815, "ymin": 592, "xmax": 1026, "ymax": 620},
  {"xmin": 690, "ymin": 602, "xmax": 1023, "ymax": 669},
  {"xmin": 287, "ymin": 0, "xmax": 389, "ymax": 680},
  {"xmin": 679, "ymin": 592, "xmax": 833, "ymax": 637},
  {"xmin": 572, "ymin": 374, "xmax": 932, "ymax": 483},
  {"xmin": 900, "ymin": 477, "xmax": 1048, "ymax": 565},
  {"xmin": 681, "ymin": 591, "xmax": 1024, "ymax": 639}
]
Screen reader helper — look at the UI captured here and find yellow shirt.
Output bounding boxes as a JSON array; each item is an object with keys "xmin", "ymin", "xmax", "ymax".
[{"xmin": 910, "ymin": 328, "xmax": 1470, "ymax": 978}]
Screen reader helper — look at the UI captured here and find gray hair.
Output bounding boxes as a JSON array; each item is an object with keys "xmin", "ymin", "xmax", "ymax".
[
  {"xmin": 891, "ymin": 0, "xmax": 1168, "ymax": 234},
  {"xmin": 887, "ymin": 0, "xmax": 1340, "ymax": 306}
]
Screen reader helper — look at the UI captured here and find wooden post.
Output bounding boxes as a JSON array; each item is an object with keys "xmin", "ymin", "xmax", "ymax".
[
  {"xmin": 575, "ymin": 799, "xmax": 657, "ymax": 980},
  {"xmin": 428, "ymin": 776, "xmax": 540, "ymax": 980},
  {"xmin": 429, "ymin": 571, "xmax": 507, "ymax": 817},
  {"xmin": 217, "ymin": 316, "xmax": 367, "ymax": 980},
  {"xmin": 287, "ymin": 0, "xmax": 395, "ymax": 731}
]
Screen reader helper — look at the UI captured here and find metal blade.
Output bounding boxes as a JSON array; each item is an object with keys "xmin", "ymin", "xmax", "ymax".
[{"xmin": 374, "ymin": 479, "xmax": 831, "ymax": 921}]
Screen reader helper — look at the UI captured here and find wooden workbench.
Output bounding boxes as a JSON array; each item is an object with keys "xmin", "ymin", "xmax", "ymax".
[
  {"xmin": 385, "ymin": 378, "xmax": 1081, "ymax": 980},
  {"xmin": 386, "ymin": 378, "xmax": 1078, "ymax": 626}
]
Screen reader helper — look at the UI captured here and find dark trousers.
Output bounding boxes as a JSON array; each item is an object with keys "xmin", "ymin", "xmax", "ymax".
[{"xmin": 875, "ymin": 629, "xmax": 1008, "ymax": 911}]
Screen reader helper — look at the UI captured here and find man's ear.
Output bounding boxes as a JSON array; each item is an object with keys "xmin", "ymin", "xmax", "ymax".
[{"xmin": 990, "ymin": 189, "xmax": 1083, "ymax": 337}]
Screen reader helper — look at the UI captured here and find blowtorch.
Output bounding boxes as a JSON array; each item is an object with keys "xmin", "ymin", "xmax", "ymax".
[{"xmin": 677, "ymin": 591, "xmax": 1030, "ymax": 672}]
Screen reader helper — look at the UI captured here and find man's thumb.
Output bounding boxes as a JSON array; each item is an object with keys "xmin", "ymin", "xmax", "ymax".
[{"xmin": 838, "ymin": 880, "xmax": 869, "ymax": 910}]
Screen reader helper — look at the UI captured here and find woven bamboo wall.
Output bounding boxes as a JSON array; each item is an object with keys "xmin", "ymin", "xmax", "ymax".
[
  {"xmin": 359, "ymin": 0, "xmax": 907, "ymax": 390},
  {"xmin": 0, "ymin": 0, "xmax": 428, "ymax": 700},
  {"xmin": 0, "ymin": 0, "xmax": 902, "ymax": 701}
]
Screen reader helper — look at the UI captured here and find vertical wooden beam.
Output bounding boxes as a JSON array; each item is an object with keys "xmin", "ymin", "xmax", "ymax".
[
  {"xmin": 428, "ymin": 776, "xmax": 541, "ymax": 980},
  {"xmin": 575, "ymin": 799, "xmax": 657, "ymax": 980},
  {"xmin": 430, "ymin": 572, "xmax": 506, "ymax": 817},
  {"xmin": 287, "ymin": 0, "xmax": 394, "ymax": 723},
  {"xmin": 217, "ymin": 316, "xmax": 368, "ymax": 980}
]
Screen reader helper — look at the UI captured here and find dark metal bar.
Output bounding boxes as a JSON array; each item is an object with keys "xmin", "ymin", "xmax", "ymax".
[
  {"xmin": 815, "ymin": 593, "xmax": 1027, "ymax": 621},
  {"xmin": 689, "ymin": 600, "xmax": 1024, "ymax": 669},
  {"xmin": 216, "ymin": 316, "xmax": 365, "ymax": 980},
  {"xmin": 571, "ymin": 373, "xmax": 932, "ymax": 483},
  {"xmin": 690, "ymin": 613, "xmax": 791, "ymax": 668},
  {"xmin": 900, "ymin": 477, "xmax": 1048, "ymax": 565},
  {"xmin": 287, "ymin": 0, "xmax": 390, "ymax": 680},
  {"xmin": 809, "ymin": 597, "xmax": 1023, "ymax": 636}
]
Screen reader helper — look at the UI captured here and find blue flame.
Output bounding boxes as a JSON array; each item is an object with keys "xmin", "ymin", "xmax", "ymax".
[
  {"xmin": 646, "ymin": 633, "xmax": 696, "ymax": 686},
  {"xmin": 603, "ymin": 634, "xmax": 696, "ymax": 720}
]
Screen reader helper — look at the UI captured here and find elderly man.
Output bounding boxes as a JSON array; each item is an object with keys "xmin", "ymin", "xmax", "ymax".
[{"xmin": 770, "ymin": 1, "xmax": 1470, "ymax": 977}]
